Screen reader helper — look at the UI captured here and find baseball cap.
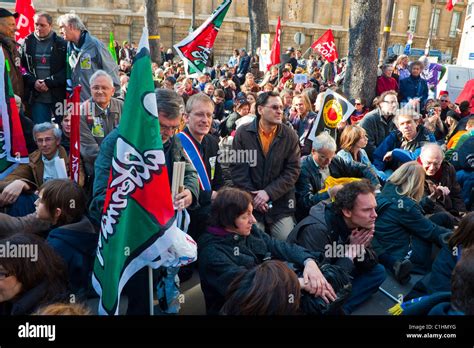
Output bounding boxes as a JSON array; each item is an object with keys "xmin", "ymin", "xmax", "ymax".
[
  {"xmin": 0, "ymin": 8, "xmax": 19, "ymax": 18},
  {"xmin": 287, "ymin": 47, "xmax": 295, "ymax": 53}
]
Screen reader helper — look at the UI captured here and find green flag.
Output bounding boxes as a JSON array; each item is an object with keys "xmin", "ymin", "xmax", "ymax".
[
  {"xmin": 92, "ymin": 28, "xmax": 177, "ymax": 315},
  {"xmin": 174, "ymin": 0, "xmax": 232, "ymax": 76},
  {"xmin": 109, "ymin": 31, "xmax": 118, "ymax": 64}
]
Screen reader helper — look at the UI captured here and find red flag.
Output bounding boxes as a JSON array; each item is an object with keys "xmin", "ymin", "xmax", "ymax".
[
  {"xmin": 446, "ymin": 0, "xmax": 458, "ymax": 11},
  {"xmin": 68, "ymin": 86, "xmax": 81, "ymax": 183},
  {"xmin": 311, "ymin": 29, "xmax": 338, "ymax": 63},
  {"xmin": 267, "ymin": 16, "xmax": 281, "ymax": 71},
  {"xmin": 15, "ymin": 0, "xmax": 35, "ymax": 44}
]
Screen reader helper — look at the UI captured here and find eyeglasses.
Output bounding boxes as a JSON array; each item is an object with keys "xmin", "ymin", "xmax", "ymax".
[
  {"xmin": 355, "ymin": 103, "xmax": 361, "ymax": 105},
  {"xmin": 160, "ymin": 124, "xmax": 180, "ymax": 132},
  {"xmin": 382, "ymin": 100, "xmax": 398, "ymax": 105},
  {"xmin": 264, "ymin": 105, "xmax": 284, "ymax": 111},
  {"xmin": 440, "ymin": 100, "xmax": 449, "ymax": 103},
  {"xmin": 0, "ymin": 271, "xmax": 11, "ymax": 280}
]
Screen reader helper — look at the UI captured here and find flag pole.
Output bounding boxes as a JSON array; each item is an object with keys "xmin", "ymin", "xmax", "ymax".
[{"xmin": 149, "ymin": 266, "xmax": 154, "ymax": 315}]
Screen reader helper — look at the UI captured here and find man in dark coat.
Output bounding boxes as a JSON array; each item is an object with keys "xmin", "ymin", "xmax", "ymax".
[
  {"xmin": 359, "ymin": 90, "xmax": 398, "ymax": 161},
  {"xmin": 179, "ymin": 93, "xmax": 224, "ymax": 241},
  {"xmin": 231, "ymin": 91, "xmax": 300, "ymax": 240},
  {"xmin": 21, "ymin": 12, "xmax": 67, "ymax": 124},
  {"xmin": 418, "ymin": 143, "xmax": 466, "ymax": 222},
  {"xmin": 295, "ymin": 131, "xmax": 379, "ymax": 221},
  {"xmin": 288, "ymin": 181, "xmax": 386, "ymax": 314}
]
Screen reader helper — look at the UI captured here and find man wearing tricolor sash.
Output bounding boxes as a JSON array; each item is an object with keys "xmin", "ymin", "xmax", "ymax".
[{"xmin": 178, "ymin": 93, "xmax": 224, "ymax": 241}]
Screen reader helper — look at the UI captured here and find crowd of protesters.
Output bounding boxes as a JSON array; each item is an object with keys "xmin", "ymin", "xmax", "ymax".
[{"xmin": 0, "ymin": 8, "xmax": 473, "ymax": 317}]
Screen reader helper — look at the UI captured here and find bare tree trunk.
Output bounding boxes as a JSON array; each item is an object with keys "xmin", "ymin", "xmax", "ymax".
[
  {"xmin": 145, "ymin": 0, "xmax": 161, "ymax": 65},
  {"xmin": 248, "ymin": 0, "xmax": 269, "ymax": 56},
  {"xmin": 343, "ymin": 0, "xmax": 382, "ymax": 105}
]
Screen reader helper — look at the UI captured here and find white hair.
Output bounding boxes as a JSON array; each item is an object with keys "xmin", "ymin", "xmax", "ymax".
[
  {"xmin": 312, "ymin": 131, "xmax": 337, "ymax": 152},
  {"xmin": 89, "ymin": 70, "xmax": 114, "ymax": 88},
  {"xmin": 33, "ymin": 122, "xmax": 62, "ymax": 141},
  {"xmin": 420, "ymin": 143, "xmax": 444, "ymax": 160},
  {"xmin": 57, "ymin": 13, "xmax": 86, "ymax": 31}
]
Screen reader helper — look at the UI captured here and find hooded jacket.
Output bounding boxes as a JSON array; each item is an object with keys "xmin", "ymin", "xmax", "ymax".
[{"xmin": 46, "ymin": 216, "xmax": 97, "ymax": 296}]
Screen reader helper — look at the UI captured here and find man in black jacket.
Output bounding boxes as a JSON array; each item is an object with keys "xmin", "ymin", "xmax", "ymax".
[
  {"xmin": 295, "ymin": 131, "xmax": 379, "ymax": 221},
  {"xmin": 21, "ymin": 12, "xmax": 66, "ymax": 124},
  {"xmin": 288, "ymin": 181, "xmax": 386, "ymax": 314},
  {"xmin": 231, "ymin": 91, "xmax": 300, "ymax": 240},
  {"xmin": 180, "ymin": 93, "xmax": 224, "ymax": 240}
]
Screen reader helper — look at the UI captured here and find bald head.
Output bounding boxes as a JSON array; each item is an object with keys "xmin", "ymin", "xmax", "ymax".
[{"xmin": 420, "ymin": 143, "xmax": 444, "ymax": 176}]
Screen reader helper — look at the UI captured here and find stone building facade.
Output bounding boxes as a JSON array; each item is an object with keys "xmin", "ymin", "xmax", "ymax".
[{"xmin": 0, "ymin": 0, "xmax": 467, "ymax": 63}]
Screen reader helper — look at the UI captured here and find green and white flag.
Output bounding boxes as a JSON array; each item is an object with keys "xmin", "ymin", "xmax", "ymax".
[
  {"xmin": 92, "ymin": 28, "xmax": 178, "ymax": 315},
  {"xmin": 109, "ymin": 31, "xmax": 118, "ymax": 64},
  {"xmin": 174, "ymin": 0, "xmax": 232, "ymax": 76}
]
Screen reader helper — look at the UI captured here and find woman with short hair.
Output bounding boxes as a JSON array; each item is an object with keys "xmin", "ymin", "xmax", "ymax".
[
  {"xmin": 198, "ymin": 187, "xmax": 346, "ymax": 315},
  {"xmin": 35, "ymin": 179, "xmax": 97, "ymax": 297}
]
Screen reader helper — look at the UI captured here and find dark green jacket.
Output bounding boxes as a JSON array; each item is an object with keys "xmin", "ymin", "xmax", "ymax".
[{"xmin": 89, "ymin": 128, "xmax": 199, "ymax": 227}]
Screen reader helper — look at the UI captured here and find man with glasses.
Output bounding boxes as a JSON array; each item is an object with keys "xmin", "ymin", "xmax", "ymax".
[
  {"xmin": 0, "ymin": 123, "xmax": 84, "ymax": 216},
  {"xmin": 360, "ymin": 90, "xmax": 399, "ymax": 161},
  {"xmin": 419, "ymin": 143, "xmax": 466, "ymax": 223},
  {"xmin": 231, "ymin": 91, "xmax": 301, "ymax": 240},
  {"xmin": 90, "ymin": 88, "xmax": 198, "ymax": 228},
  {"xmin": 89, "ymin": 88, "xmax": 199, "ymax": 315},
  {"xmin": 439, "ymin": 94, "xmax": 453, "ymax": 121},
  {"xmin": 79, "ymin": 70, "xmax": 123, "ymax": 177},
  {"xmin": 295, "ymin": 132, "xmax": 379, "ymax": 221}
]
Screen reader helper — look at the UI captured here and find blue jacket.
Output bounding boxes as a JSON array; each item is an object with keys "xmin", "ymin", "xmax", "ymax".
[
  {"xmin": 373, "ymin": 126, "xmax": 435, "ymax": 171},
  {"xmin": 373, "ymin": 183, "xmax": 451, "ymax": 260},
  {"xmin": 398, "ymin": 75, "xmax": 429, "ymax": 110},
  {"xmin": 46, "ymin": 216, "xmax": 98, "ymax": 297},
  {"xmin": 236, "ymin": 54, "xmax": 250, "ymax": 77}
]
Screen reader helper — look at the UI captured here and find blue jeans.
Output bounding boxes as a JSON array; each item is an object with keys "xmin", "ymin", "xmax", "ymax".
[
  {"xmin": 31, "ymin": 102, "xmax": 56, "ymax": 124},
  {"xmin": 343, "ymin": 264, "xmax": 386, "ymax": 314},
  {"xmin": 7, "ymin": 193, "xmax": 37, "ymax": 217}
]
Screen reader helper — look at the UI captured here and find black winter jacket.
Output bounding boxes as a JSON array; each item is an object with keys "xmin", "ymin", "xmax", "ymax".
[
  {"xmin": 295, "ymin": 155, "xmax": 379, "ymax": 221},
  {"xmin": 21, "ymin": 32, "xmax": 67, "ymax": 106},
  {"xmin": 287, "ymin": 202, "xmax": 379, "ymax": 275},
  {"xmin": 198, "ymin": 225, "xmax": 323, "ymax": 314}
]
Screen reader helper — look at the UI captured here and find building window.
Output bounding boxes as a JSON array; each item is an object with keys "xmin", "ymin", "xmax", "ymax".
[
  {"xmin": 408, "ymin": 6, "xmax": 418, "ymax": 33},
  {"xmin": 449, "ymin": 11, "xmax": 461, "ymax": 38},
  {"xmin": 429, "ymin": 8, "xmax": 441, "ymax": 37}
]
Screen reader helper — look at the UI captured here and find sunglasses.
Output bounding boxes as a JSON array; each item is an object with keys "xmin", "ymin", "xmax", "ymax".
[{"xmin": 265, "ymin": 105, "xmax": 284, "ymax": 111}]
